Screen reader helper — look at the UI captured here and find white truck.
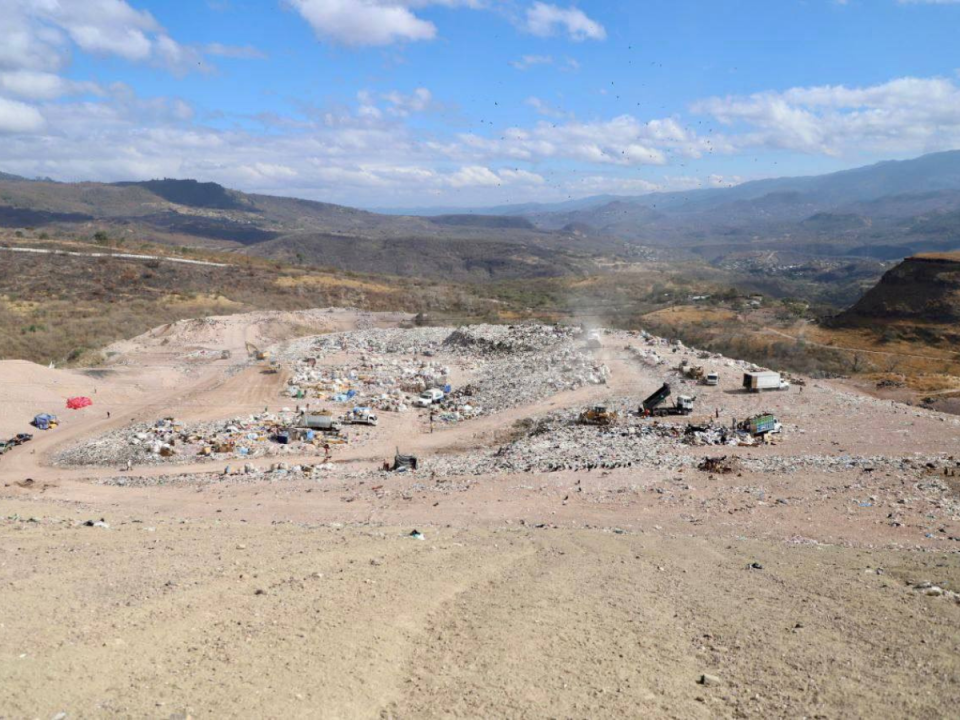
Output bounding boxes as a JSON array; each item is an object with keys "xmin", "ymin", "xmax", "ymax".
[
  {"xmin": 704, "ymin": 372, "xmax": 720, "ymax": 386},
  {"xmin": 742, "ymin": 371, "xmax": 790, "ymax": 392},
  {"xmin": 343, "ymin": 407, "xmax": 378, "ymax": 426},
  {"xmin": 300, "ymin": 414, "xmax": 342, "ymax": 432},
  {"xmin": 413, "ymin": 388, "xmax": 445, "ymax": 408}
]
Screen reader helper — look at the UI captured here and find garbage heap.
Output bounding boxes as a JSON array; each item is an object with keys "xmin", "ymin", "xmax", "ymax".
[
  {"xmin": 54, "ymin": 412, "xmax": 333, "ymax": 468},
  {"xmin": 287, "ymin": 355, "xmax": 453, "ymax": 413},
  {"xmin": 278, "ymin": 327, "xmax": 451, "ymax": 361},
  {"xmin": 440, "ymin": 326, "xmax": 610, "ymax": 422}
]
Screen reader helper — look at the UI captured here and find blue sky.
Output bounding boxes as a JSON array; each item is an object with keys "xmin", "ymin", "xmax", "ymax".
[{"xmin": 1, "ymin": 0, "xmax": 959, "ymax": 207}]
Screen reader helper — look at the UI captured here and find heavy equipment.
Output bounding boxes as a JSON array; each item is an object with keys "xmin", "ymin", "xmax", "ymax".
[
  {"xmin": 579, "ymin": 405, "xmax": 618, "ymax": 426},
  {"xmin": 640, "ymin": 383, "xmax": 695, "ymax": 417}
]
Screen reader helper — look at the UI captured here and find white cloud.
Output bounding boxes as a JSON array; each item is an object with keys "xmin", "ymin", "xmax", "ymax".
[
  {"xmin": 0, "ymin": 71, "xmax": 102, "ymax": 101},
  {"xmin": 357, "ymin": 90, "xmax": 383, "ymax": 119},
  {"xmin": 285, "ymin": 0, "xmax": 486, "ymax": 46},
  {"xmin": 0, "ymin": 0, "xmax": 209, "ymax": 75},
  {"xmin": 205, "ymin": 43, "xmax": 268, "ymax": 59},
  {"xmin": 510, "ymin": 54, "xmax": 553, "ymax": 70},
  {"xmin": 448, "ymin": 165, "xmax": 502, "ymax": 188},
  {"xmin": 382, "ymin": 87, "xmax": 434, "ymax": 115},
  {"xmin": 460, "ymin": 115, "xmax": 709, "ymax": 167},
  {"xmin": 0, "ymin": 96, "xmax": 46, "ymax": 134},
  {"xmin": 693, "ymin": 76, "xmax": 960, "ymax": 156},
  {"xmin": 525, "ymin": 96, "xmax": 569, "ymax": 119},
  {"xmin": 447, "ymin": 165, "xmax": 545, "ymax": 188},
  {"xmin": 525, "ymin": 2, "xmax": 606, "ymax": 41}
]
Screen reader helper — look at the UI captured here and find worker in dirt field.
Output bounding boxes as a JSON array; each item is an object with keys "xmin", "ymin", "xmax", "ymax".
[
  {"xmin": 324, "ymin": 443, "xmax": 331, "ymax": 461},
  {"xmin": 430, "ymin": 408, "xmax": 435, "ymax": 433}
]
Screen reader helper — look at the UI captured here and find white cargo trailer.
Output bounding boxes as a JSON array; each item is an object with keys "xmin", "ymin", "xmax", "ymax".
[{"xmin": 742, "ymin": 371, "xmax": 790, "ymax": 392}]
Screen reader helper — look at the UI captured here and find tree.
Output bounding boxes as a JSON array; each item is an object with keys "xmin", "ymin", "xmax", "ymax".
[{"xmin": 93, "ymin": 230, "xmax": 109, "ymax": 245}]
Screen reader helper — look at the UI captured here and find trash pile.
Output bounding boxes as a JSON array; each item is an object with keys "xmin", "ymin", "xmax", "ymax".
[
  {"xmin": 98, "ymin": 460, "xmax": 338, "ymax": 488},
  {"xmin": 444, "ymin": 345, "xmax": 609, "ymax": 420},
  {"xmin": 441, "ymin": 324, "xmax": 573, "ymax": 356},
  {"xmin": 278, "ymin": 327, "xmax": 451, "ymax": 361},
  {"xmin": 55, "ymin": 412, "xmax": 338, "ymax": 468},
  {"xmin": 683, "ymin": 424, "xmax": 758, "ymax": 447},
  {"xmin": 287, "ymin": 355, "xmax": 453, "ymax": 413},
  {"xmin": 697, "ymin": 456, "xmax": 741, "ymax": 474},
  {"xmin": 277, "ymin": 323, "xmax": 608, "ymax": 423}
]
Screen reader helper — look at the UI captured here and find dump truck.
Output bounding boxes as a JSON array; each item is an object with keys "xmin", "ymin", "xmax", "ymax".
[
  {"xmin": 300, "ymin": 414, "xmax": 342, "ymax": 432},
  {"xmin": 739, "ymin": 413, "xmax": 782, "ymax": 436},
  {"xmin": 343, "ymin": 407, "xmax": 379, "ymax": 426},
  {"xmin": 579, "ymin": 405, "xmax": 618, "ymax": 426},
  {"xmin": 640, "ymin": 383, "xmax": 695, "ymax": 417},
  {"xmin": 743, "ymin": 371, "xmax": 790, "ymax": 392}
]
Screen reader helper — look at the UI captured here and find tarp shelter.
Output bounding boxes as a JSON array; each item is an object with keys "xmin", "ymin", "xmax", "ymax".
[
  {"xmin": 33, "ymin": 413, "xmax": 57, "ymax": 430},
  {"xmin": 66, "ymin": 397, "xmax": 93, "ymax": 410},
  {"xmin": 393, "ymin": 451, "xmax": 419, "ymax": 471}
]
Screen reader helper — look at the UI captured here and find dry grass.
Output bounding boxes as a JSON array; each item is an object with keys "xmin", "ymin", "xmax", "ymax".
[
  {"xmin": 273, "ymin": 275, "xmax": 395, "ymax": 293},
  {"xmin": 0, "ymin": 234, "xmax": 504, "ymax": 365}
]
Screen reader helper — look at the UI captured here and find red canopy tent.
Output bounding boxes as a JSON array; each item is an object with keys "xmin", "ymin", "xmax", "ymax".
[{"xmin": 66, "ymin": 397, "xmax": 93, "ymax": 410}]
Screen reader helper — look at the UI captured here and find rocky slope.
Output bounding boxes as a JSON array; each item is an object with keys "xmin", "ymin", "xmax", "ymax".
[{"xmin": 837, "ymin": 252, "xmax": 960, "ymax": 323}]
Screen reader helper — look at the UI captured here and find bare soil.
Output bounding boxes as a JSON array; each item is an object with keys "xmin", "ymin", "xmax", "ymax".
[{"xmin": 2, "ymin": 309, "xmax": 959, "ymax": 718}]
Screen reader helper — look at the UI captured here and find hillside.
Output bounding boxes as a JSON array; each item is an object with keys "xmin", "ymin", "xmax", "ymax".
[
  {"xmin": 0, "ymin": 178, "xmax": 611, "ymax": 282},
  {"xmin": 836, "ymin": 252, "xmax": 960, "ymax": 324},
  {"xmin": 5, "ymin": 151, "xmax": 960, "ymax": 286},
  {"xmin": 0, "ymin": 235, "xmax": 510, "ymax": 365},
  {"xmin": 523, "ymin": 151, "xmax": 960, "ymax": 261}
]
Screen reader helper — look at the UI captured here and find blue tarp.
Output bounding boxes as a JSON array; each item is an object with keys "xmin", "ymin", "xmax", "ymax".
[{"xmin": 33, "ymin": 414, "xmax": 55, "ymax": 430}]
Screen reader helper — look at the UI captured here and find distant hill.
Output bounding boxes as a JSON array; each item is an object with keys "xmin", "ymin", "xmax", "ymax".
[
  {"xmin": 835, "ymin": 252, "xmax": 960, "ymax": 324},
  {"xmin": 427, "ymin": 214, "xmax": 536, "ymax": 230},
  {"xmin": 523, "ymin": 151, "xmax": 960, "ymax": 261},
  {"xmin": 4, "ymin": 150, "xmax": 960, "ymax": 281},
  {"xmin": 0, "ymin": 176, "xmax": 611, "ymax": 282},
  {"xmin": 371, "ymin": 194, "xmax": 622, "ymax": 217},
  {"xmin": 0, "ymin": 171, "xmax": 30, "ymax": 182},
  {"xmin": 114, "ymin": 179, "xmax": 245, "ymax": 210}
]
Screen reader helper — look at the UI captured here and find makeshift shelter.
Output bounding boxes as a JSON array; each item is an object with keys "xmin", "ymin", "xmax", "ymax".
[
  {"xmin": 66, "ymin": 397, "xmax": 93, "ymax": 410},
  {"xmin": 32, "ymin": 413, "xmax": 57, "ymax": 430},
  {"xmin": 393, "ymin": 450, "xmax": 419, "ymax": 471}
]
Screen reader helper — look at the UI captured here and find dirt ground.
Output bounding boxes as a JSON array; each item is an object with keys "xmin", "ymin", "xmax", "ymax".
[{"xmin": 2, "ymin": 309, "xmax": 960, "ymax": 718}]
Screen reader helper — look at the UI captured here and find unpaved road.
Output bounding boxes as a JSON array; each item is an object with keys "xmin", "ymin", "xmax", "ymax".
[{"xmin": 2, "ymin": 310, "xmax": 960, "ymax": 718}]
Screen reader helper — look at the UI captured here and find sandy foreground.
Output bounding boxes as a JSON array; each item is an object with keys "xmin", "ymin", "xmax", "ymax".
[{"xmin": 2, "ymin": 309, "xmax": 959, "ymax": 718}]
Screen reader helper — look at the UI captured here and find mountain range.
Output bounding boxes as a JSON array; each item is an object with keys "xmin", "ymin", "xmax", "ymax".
[{"xmin": 3, "ymin": 150, "xmax": 960, "ymax": 280}]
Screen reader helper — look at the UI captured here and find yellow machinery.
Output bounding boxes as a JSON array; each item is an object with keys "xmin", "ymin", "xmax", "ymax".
[{"xmin": 579, "ymin": 406, "xmax": 618, "ymax": 426}]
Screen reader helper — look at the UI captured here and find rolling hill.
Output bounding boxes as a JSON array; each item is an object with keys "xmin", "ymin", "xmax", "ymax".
[
  {"xmin": 0, "ymin": 178, "xmax": 613, "ymax": 282},
  {"xmin": 520, "ymin": 151, "xmax": 960, "ymax": 260},
  {"xmin": 4, "ymin": 150, "xmax": 960, "ymax": 284}
]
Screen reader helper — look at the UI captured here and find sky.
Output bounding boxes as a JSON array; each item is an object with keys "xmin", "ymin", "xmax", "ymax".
[{"xmin": 0, "ymin": 0, "xmax": 959, "ymax": 208}]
